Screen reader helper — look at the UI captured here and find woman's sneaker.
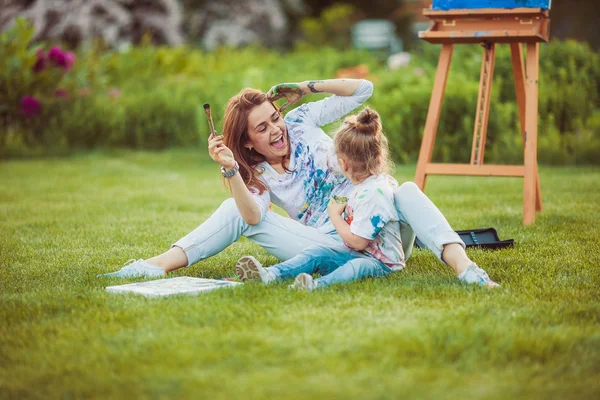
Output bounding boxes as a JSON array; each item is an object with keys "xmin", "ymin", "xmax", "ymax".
[
  {"xmin": 289, "ymin": 273, "xmax": 317, "ymax": 291},
  {"xmin": 235, "ymin": 256, "xmax": 276, "ymax": 283},
  {"xmin": 97, "ymin": 259, "xmax": 165, "ymax": 278},
  {"xmin": 458, "ymin": 264, "xmax": 500, "ymax": 288}
]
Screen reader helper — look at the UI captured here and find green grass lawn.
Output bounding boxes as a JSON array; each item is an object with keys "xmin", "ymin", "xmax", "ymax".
[{"xmin": 1, "ymin": 150, "xmax": 599, "ymax": 399}]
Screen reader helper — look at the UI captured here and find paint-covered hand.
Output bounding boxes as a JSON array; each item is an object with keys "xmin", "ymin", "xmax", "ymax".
[
  {"xmin": 266, "ymin": 83, "xmax": 304, "ymax": 112},
  {"xmin": 208, "ymin": 132, "xmax": 235, "ymax": 170},
  {"xmin": 332, "ymin": 195, "xmax": 348, "ymax": 204},
  {"xmin": 328, "ymin": 197, "xmax": 346, "ymax": 217}
]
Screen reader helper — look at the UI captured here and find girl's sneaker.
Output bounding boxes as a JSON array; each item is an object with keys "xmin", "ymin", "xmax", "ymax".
[
  {"xmin": 458, "ymin": 264, "xmax": 500, "ymax": 288},
  {"xmin": 289, "ymin": 273, "xmax": 317, "ymax": 291},
  {"xmin": 235, "ymin": 256, "xmax": 276, "ymax": 283},
  {"xmin": 97, "ymin": 259, "xmax": 165, "ymax": 278}
]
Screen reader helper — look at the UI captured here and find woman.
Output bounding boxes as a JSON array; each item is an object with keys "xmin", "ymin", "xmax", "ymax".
[{"xmin": 99, "ymin": 78, "xmax": 498, "ymax": 287}]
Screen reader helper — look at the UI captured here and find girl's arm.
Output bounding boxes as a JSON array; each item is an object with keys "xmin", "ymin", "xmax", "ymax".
[
  {"xmin": 209, "ymin": 133, "xmax": 263, "ymax": 225},
  {"xmin": 327, "ymin": 200, "xmax": 370, "ymax": 251},
  {"xmin": 329, "ymin": 214, "xmax": 370, "ymax": 251}
]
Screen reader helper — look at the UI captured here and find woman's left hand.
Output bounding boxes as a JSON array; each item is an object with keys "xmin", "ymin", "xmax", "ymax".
[
  {"xmin": 328, "ymin": 198, "xmax": 346, "ymax": 217},
  {"xmin": 266, "ymin": 83, "xmax": 304, "ymax": 112}
]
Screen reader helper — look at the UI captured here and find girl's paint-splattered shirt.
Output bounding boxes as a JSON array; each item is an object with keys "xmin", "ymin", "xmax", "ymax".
[
  {"xmin": 345, "ymin": 174, "xmax": 405, "ymax": 270},
  {"xmin": 252, "ymin": 80, "xmax": 374, "ymax": 231}
]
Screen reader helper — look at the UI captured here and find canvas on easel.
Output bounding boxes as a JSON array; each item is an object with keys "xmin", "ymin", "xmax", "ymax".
[{"xmin": 414, "ymin": 0, "xmax": 551, "ymax": 224}]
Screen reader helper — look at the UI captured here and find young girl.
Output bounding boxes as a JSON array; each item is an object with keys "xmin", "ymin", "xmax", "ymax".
[{"xmin": 235, "ymin": 107, "xmax": 407, "ymax": 290}]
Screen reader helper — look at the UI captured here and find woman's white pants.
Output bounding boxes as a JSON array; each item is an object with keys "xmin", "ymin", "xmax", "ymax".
[{"xmin": 174, "ymin": 182, "xmax": 464, "ymax": 266}]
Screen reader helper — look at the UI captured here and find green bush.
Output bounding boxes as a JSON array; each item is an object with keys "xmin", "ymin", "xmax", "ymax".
[
  {"xmin": 1, "ymin": 19, "xmax": 599, "ymax": 164},
  {"xmin": 375, "ymin": 41, "xmax": 600, "ymax": 165},
  {"xmin": 299, "ymin": 3, "xmax": 359, "ymax": 50},
  {"xmin": 0, "ymin": 19, "xmax": 106, "ymax": 156}
]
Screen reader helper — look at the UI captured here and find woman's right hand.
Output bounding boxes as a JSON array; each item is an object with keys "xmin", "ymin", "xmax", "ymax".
[
  {"xmin": 266, "ymin": 83, "xmax": 305, "ymax": 112},
  {"xmin": 208, "ymin": 132, "xmax": 236, "ymax": 170}
]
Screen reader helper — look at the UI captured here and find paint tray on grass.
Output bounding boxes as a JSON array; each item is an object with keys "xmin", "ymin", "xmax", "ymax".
[
  {"xmin": 415, "ymin": 227, "xmax": 514, "ymax": 250},
  {"xmin": 106, "ymin": 276, "xmax": 242, "ymax": 298}
]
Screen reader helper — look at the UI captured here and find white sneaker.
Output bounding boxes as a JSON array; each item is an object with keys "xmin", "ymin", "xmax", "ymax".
[
  {"xmin": 97, "ymin": 259, "xmax": 165, "ymax": 278},
  {"xmin": 458, "ymin": 264, "xmax": 500, "ymax": 288},
  {"xmin": 289, "ymin": 273, "xmax": 317, "ymax": 291},
  {"xmin": 235, "ymin": 256, "xmax": 276, "ymax": 283}
]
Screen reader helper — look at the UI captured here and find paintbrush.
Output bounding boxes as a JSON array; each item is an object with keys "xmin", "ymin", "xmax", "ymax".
[
  {"xmin": 203, "ymin": 103, "xmax": 217, "ymax": 138},
  {"xmin": 203, "ymin": 103, "xmax": 233, "ymax": 165}
]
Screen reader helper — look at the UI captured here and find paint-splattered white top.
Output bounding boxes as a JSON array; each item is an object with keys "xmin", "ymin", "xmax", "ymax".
[
  {"xmin": 251, "ymin": 79, "xmax": 373, "ymax": 231},
  {"xmin": 345, "ymin": 174, "xmax": 405, "ymax": 270}
]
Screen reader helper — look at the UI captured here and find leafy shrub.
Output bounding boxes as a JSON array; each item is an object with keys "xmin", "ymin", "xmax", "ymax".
[
  {"xmin": 298, "ymin": 3, "xmax": 359, "ymax": 50},
  {"xmin": 1, "ymin": 19, "xmax": 598, "ymax": 165},
  {"xmin": 0, "ymin": 19, "xmax": 105, "ymax": 156},
  {"xmin": 375, "ymin": 40, "xmax": 600, "ymax": 165}
]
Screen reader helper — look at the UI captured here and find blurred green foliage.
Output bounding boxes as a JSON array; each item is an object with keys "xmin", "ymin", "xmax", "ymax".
[
  {"xmin": 1, "ymin": 19, "xmax": 599, "ymax": 164},
  {"xmin": 299, "ymin": 3, "xmax": 359, "ymax": 49}
]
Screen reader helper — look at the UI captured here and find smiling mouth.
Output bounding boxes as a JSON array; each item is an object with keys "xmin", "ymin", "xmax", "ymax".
[{"xmin": 270, "ymin": 134, "xmax": 286, "ymax": 150}]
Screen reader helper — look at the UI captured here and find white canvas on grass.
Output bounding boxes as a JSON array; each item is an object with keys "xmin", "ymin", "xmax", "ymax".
[{"xmin": 106, "ymin": 277, "xmax": 242, "ymax": 298}]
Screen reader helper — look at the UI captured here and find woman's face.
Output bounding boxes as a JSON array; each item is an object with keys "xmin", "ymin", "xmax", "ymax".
[{"xmin": 246, "ymin": 101, "xmax": 288, "ymax": 165}]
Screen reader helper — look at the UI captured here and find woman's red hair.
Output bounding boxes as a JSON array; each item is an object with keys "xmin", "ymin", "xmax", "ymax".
[{"xmin": 222, "ymin": 88, "xmax": 286, "ymax": 194}]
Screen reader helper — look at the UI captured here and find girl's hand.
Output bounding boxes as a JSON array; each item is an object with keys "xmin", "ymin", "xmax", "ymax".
[
  {"xmin": 266, "ymin": 83, "xmax": 304, "ymax": 112},
  {"xmin": 208, "ymin": 132, "xmax": 236, "ymax": 170},
  {"xmin": 328, "ymin": 197, "xmax": 346, "ymax": 217}
]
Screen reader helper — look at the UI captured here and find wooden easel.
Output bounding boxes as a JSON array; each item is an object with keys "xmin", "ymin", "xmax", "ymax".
[{"xmin": 415, "ymin": 7, "xmax": 550, "ymax": 224}]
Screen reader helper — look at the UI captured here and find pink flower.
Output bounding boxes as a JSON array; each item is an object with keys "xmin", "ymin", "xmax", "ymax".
[
  {"xmin": 63, "ymin": 51, "xmax": 75, "ymax": 70},
  {"xmin": 32, "ymin": 49, "xmax": 47, "ymax": 73},
  {"xmin": 21, "ymin": 96, "xmax": 41, "ymax": 117},
  {"xmin": 48, "ymin": 46, "xmax": 75, "ymax": 71},
  {"xmin": 54, "ymin": 89, "xmax": 69, "ymax": 99},
  {"xmin": 48, "ymin": 46, "xmax": 63, "ymax": 63},
  {"xmin": 78, "ymin": 88, "xmax": 89, "ymax": 97}
]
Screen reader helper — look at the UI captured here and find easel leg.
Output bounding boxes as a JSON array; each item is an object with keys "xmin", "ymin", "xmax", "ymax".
[
  {"xmin": 470, "ymin": 42, "xmax": 495, "ymax": 165},
  {"xmin": 511, "ymin": 43, "xmax": 543, "ymax": 213},
  {"xmin": 524, "ymin": 43, "xmax": 540, "ymax": 225},
  {"xmin": 510, "ymin": 44, "xmax": 527, "ymax": 140},
  {"xmin": 415, "ymin": 44, "xmax": 453, "ymax": 190}
]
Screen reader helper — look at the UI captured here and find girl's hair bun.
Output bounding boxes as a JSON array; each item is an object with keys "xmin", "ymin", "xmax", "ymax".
[{"xmin": 355, "ymin": 107, "xmax": 380, "ymax": 135}]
